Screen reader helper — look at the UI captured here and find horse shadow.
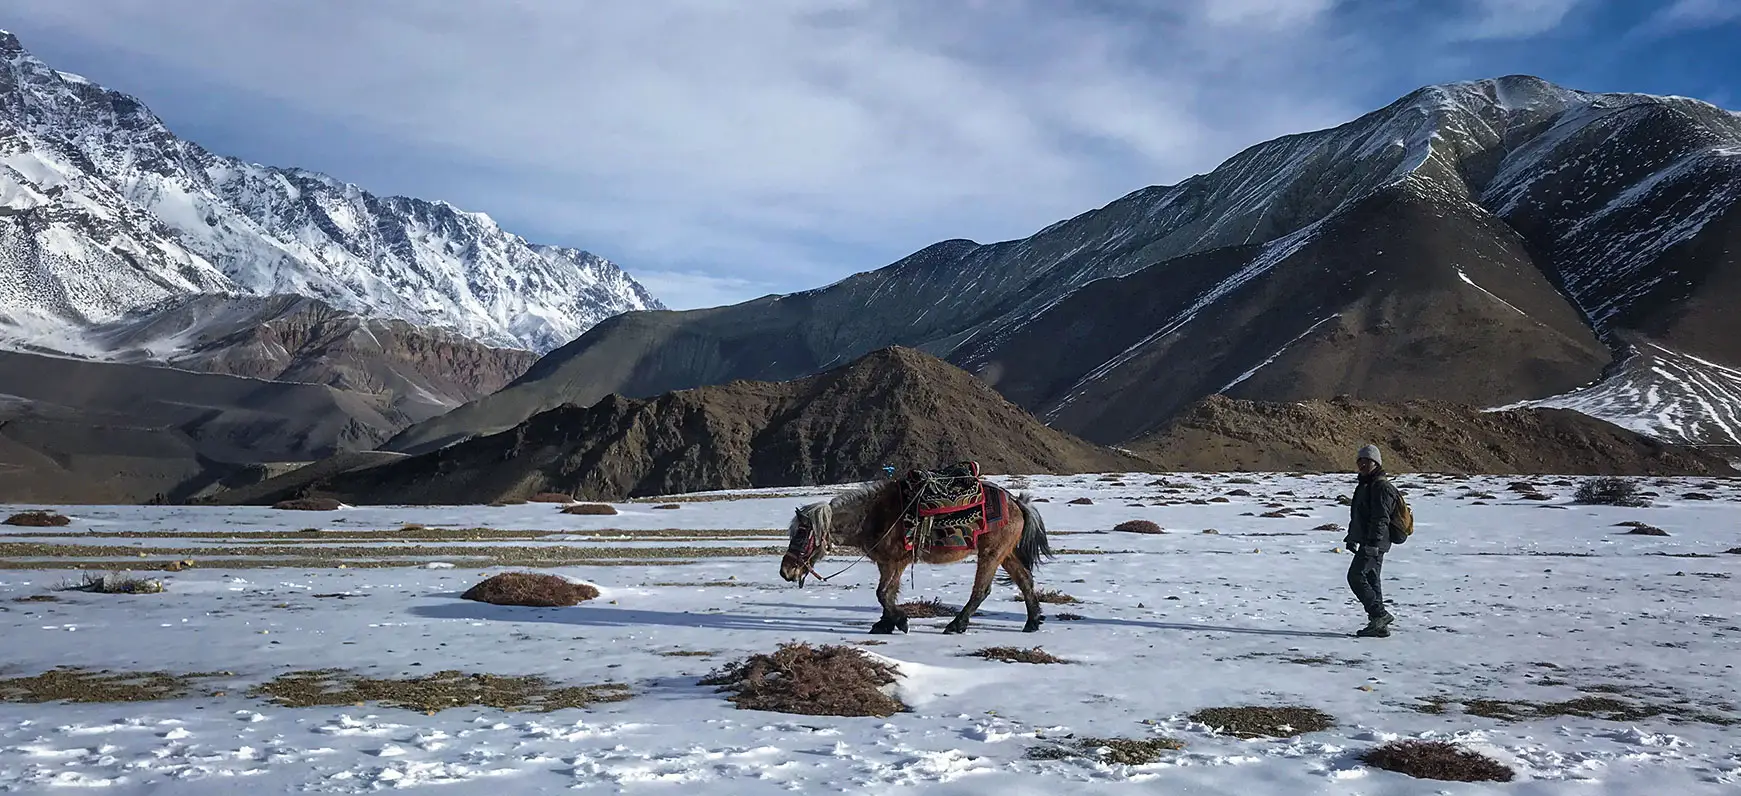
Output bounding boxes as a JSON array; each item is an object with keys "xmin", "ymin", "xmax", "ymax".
[
  {"xmin": 408, "ymin": 598, "xmax": 873, "ymax": 635},
  {"xmin": 742, "ymin": 602, "xmax": 1347, "ymax": 639}
]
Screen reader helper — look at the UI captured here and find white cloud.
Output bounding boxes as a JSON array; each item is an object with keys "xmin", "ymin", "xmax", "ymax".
[
  {"xmin": 634, "ymin": 270, "xmax": 781, "ymax": 311},
  {"xmin": 1639, "ymin": 0, "xmax": 1741, "ymax": 34},
  {"xmin": 1452, "ymin": 0, "xmax": 1584, "ymax": 40},
  {"xmin": 7, "ymin": 0, "xmax": 1376, "ymax": 308}
]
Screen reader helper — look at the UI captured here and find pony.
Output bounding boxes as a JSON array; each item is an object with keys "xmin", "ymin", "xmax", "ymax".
[{"xmin": 779, "ymin": 477, "xmax": 1053, "ymax": 634}]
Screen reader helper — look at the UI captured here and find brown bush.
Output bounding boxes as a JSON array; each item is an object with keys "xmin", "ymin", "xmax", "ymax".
[
  {"xmin": 1067, "ymin": 497, "xmax": 1094, "ymax": 505},
  {"xmin": 4, "ymin": 511, "xmax": 70, "ymax": 527},
  {"xmin": 528, "ymin": 492, "xmax": 574, "ymax": 503},
  {"xmin": 1622, "ymin": 524, "xmax": 1669, "ymax": 536},
  {"xmin": 1113, "ymin": 519, "xmax": 1163, "ymax": 534},
  {"xmin": 699, "ymin": 642, "xmax": 905, "ymax": 717},
  {"xmin": 272, "ymin": 497, "xmax": 341, "ymax": 511},
  {"xmin": 967, "ymin": 646, "xmax": 1069, "ymax": 664},
  {"xmin": 651, "ymin": 504, "xmax": 682, "ymax": 510},
  {"xmin": 899, "ymin": 598, "xmax": 956, "ymax": 618},
  {"xmin": 460, "ymin": 572, "xmax": 600, "ymax": 607},
  {"xmin": 1362, "ymin": 740, "xmax": 1514, "ymax": 782},
  {"xmin": 1190, "ymin": 706, "xmax": 1334, "ymax": 738},
  {"xmin": 561, "ymin": 503, "xmax": 619, "ymax": 515}
]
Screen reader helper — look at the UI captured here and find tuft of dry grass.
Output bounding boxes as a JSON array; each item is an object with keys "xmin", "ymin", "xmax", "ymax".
[
  {"xmin": 272, "ymin": 497, "xmax": 342, "ymax": 511},
  {"xmin": 899, "ymin": 598, "xmax": 956, "ymax": 618},
  {"xmin": 4, "ymin": 510, "xmax": 71, "ymax": 527},
  {"xmin": 1067, "ymin": 497, "xmax": 1094, "ymax": 505},
  {"xmin": 967, "ymin": 646, "xmax": 1069, "ymax": 664},
  {"xmin": 651, "ymin": 504, "xmax": 682, "ymax": 510},
  {"xmin": 1361, "ymin": 740, "xmax": 1514, "ymax": 782},
  {"xmin": 1189, "ymin": 705, "xmax": 1335, "ymax": 738},
  {"xmin": 0, "ymin": 667, "xmax": 223, "ymax": 703},
  {"xmin": 699, "ymin": 642, "xmax": 905, "ymax": 717},
  {"xmin": 1622, "ymin": 524, "xmax": 1670, "ymax": 536},
  {"xmin": 527, "ymin": 492, "xmax": 575, "ymax": 503},
  {"xmin": 1574, "ymin": 477, "xmax": 1649, "ymax": 507},
  {"xmin": 460, "ymin": 572, "xmax": 599, "ymax": 607},
  {"xmin": 249, "ymin": 669, "xmax": 630, "ymax": 712},
  {"xmin": 1012, "ymin": 589, "xmax": 1079, "ymax": 604},
  {"xmin": 659, "ymin": 650, "xmax": 716, "ymax": 657},
  {"xmin": 561, "ymin": 503, "xmax": 619, "ymax": 515},
  {"xmin": 1113, "ymin": 519, "xmax": 1163, "ymax": 534},
  {"xmin": 66, "ymin": 571, "xmax": 164, "ymax": 594},
  {"xmin": 1027, "ymin": 736, "xmax": 1185, "ymax": 765}
]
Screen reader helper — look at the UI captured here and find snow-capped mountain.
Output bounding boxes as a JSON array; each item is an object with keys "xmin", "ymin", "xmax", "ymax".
[
  {"xmin": 0, "ymin": 30, "xmax": 663, "ymax": 355},
  {"xmin": 385, "ymin": 74, "xmax": 1741, "ymax": 454}
]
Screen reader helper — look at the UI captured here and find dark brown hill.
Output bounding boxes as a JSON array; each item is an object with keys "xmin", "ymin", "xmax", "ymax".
[
  {"xmin": 278, "ymin": 347, "xmax": 1153, "ymax": 504},
  {"xmin": 1129, "ymin": 395, "xmax": 1738, "ymax": 476}
]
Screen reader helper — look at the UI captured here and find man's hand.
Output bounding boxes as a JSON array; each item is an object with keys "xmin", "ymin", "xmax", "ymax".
[{"xmin": 1345, "ymin": 542, "xmax": 1360, "ymax": 553}]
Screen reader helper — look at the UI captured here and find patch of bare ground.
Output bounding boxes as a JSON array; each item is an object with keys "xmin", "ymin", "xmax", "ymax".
[
  {"xmin": 528, "ymin": 492, "xmax": 575, "ymax": 503},
  {"xmin": 1113, "ymin": 520, "xmax": 1163, "ymax": 534},
  {"xmin": 0, "ymin": 541, "xmax": 784, "ymax": 563},
  {"xmin": 561, "ymin": 503, "xmax": 618, "ymax": 515},
  {"xmin": 1055, "ymin": 612, "xmax": 1085, "ymax": 621},
  {"xmin": 659, "ymin": 650, "xmax": 716, "ymax": 657},
  {"xmin": 966, "ymin": 646, "xmax": 1069, "ymax": 664},
  {"xmin": 3, "ymin": 511, "xmax": 70, "ymax": 527},
  {"xmin": 0, "ymin": 667, "xmax": 226, "ymax": 703},
  {"xmin": 651, "ymin": 504, "xmax": 682, "ymax": 510},
  {"xmin": 461, "ymin": 572, "xmax": 599, "ymax": 607},
  {"xmin": 899, "ymin": 598, "xmax": 956, "ymax": 618},
  {"xmin": 629, "ymin": 491, "xmax": 826, "ymax": 504},
  {"xmin": 12, "ymin": 594, "xmax": 58, "ymax": 603},
  {"xmin": 1362, "ymin": 740, "xmax": 1514, "ymax": 782},
  {"xmin": 64, "ymin": 571, "xmax": 164, "ymax": 594},
  {"xmin": 1727, "ymin": 547, "xmax": 1741, "ymax": 555},
  {"xmin": 699, "ymin": 642, "xmax": 905, "ymax": 717},
  {"xmin": 1026, "ymin": 736, "xmax": 1185, "ymax": 765},
  {"xmin": 1619, "ymin": 522, "xmax": 1669, "ymax": 536},
  {"xmin": 249, "ymin": 669, "xmax": 630, "ymax": 712},
  {"xmin": 1189, "ymin": 706, "xmax": 1335, "ymax": 738},
  {"xmin": 652, "ymin": 580, "xmax": 756, "ymax": 588},
  {"xmin": 272, "ymin": 497, "xmax": 342, "ymax": 511},
  {"xmin": 1414, "ymin": 694, "xmax": 1736, "ymax": 725}
]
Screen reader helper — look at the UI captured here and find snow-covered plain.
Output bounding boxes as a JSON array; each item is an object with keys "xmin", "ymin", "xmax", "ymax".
[{"xmin": 3, "ymin": 472, "xmax": 1740, "ymax": 794}]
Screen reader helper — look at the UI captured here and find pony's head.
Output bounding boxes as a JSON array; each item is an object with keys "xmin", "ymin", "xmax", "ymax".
[{"xmin": 779, "ymin": 501, "xmax": 832, "ymax": 586}]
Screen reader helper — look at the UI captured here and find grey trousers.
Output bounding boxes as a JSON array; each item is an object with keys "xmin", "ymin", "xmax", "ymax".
[{"xmin": 1346, "ymin": 549, "xmax": 1386, "ymax": 618}]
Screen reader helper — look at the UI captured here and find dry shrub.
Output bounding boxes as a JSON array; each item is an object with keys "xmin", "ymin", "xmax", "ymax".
[
  {"xmin": 1682, "ymin": 492, "xmax": 1716, "ymax": 501},
  {"xmin": 68, "ymin": 571, "xmax": 164, "ymax": 594},
  {"xmin": 528, "ymin": 492, "xmax": 575, "ymax": 503},
  {"xmin": 651, "ymin": 504, "xmax": 682, "ymax": 510},
  {"xmin": 1189, "ymin": 705, "xmax": 1334, "ymax": 738},
  {"xmin": 1011, "ymin": 589, "xmax": 1080, "ymax": 604},
  {"xmin": 1362, "ymin": 740, "xmax": 1514, "ymax": 782},
  {"xmin": 1067, "ymin": 497, "xmax": 1094, "ymax": 505},
  {"xmin": 1728, "ymin": 548, "xmax": 1741, "ymax": 555},
  {"xmin": 4, "ymin": 510, "xmax": 70, "ymax": 527},
  {"xmin": 1028, "ymin": 736, "xmax": 1184, "ymax": 765},
  {"xmin": 460, "ymin": 572, "xmax": 599, "ymax": 607},
  {"xmin": 561, "ymin": 503, "xmax": 619, "ymax": 515},
  {"xmin": 1314, "ymin": 523, "xmax": 1343, "ymax": 532},
  {"xmin": 698, "ymin": 642, "xmax": 905, "ymax": 717},
  {"xmin": 899, "ymin": 598, "xmax": 955, "ymax": 618},
  {"xmin": 250, "ymin": 669, "xmax": 629, "ymax": 712},
  {"xmin": 273, "ymin": 497, "xmax": 342, "ymax": 511},
  {"xmin": 487, "ymin": 499, "xmax": 527, "ymax": 507},
  {"xmin": 967, "ymin": 646, "xmax": 1069, "ymax": 664},
  {"xmin": 0, "ymin": 667, "xmax": 221, "ymax": 703},
  {"xmin": 1574, "ymin": 477, "xmax": 1649, "ymax": 507},
  {"xmin": 1055, "ymin": 612, "xmax": 1085, "ymax": 621},
  {"xmin": 1622, "ymin": 523, "xmax": 1669, "ymax": 536},
  {"xmin": 1113, "ymin": 519, "xmax": 1163, "ymax": 534}
]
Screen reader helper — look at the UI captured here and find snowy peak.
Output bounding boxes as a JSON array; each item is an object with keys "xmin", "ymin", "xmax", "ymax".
[{"xmin": 0, "ymin": 31, "xmax": 663, "ymax": 354}]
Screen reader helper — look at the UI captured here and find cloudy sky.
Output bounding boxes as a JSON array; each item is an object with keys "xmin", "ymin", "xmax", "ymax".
[{"xmin": 7, "ymin": 0, "xmax": 1740, "ymax": 309}]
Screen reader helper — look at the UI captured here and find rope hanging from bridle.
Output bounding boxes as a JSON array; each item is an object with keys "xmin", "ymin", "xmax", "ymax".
[{"xmin": 794, "ymin": 475, "xmax": 926, "ymax": 586}]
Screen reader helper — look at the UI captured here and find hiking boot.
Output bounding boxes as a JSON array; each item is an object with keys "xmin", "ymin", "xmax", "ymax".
[{"xmin": 1356, "ymin": 613, "xmax": 1394, "ymax": 637}]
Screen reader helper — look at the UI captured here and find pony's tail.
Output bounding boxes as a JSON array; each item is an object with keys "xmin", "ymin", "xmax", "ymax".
[{"xmin": 1013, "ymin": 490, "xmax": 1053, "ymax": 572}]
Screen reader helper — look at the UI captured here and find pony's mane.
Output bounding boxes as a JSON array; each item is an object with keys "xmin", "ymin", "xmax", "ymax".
[{"xmin": 821, "ymin": 479, "xmax": 898, "ymax": 539}]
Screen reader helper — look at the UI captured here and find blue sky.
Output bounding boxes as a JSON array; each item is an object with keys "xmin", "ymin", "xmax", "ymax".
[{"xmin": 7, "ymin": 0, "xmax": 1740, "ymax": 309}]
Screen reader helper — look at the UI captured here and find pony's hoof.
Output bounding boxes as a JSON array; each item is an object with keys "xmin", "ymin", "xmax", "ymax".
[
  {"xmin": 869, "ymin": 623, "xmax": 895, "ymax": 635},
  {"xmin": 942, "ymin": 622, "xmax": 968, "ymax": 635},
  {"xmin": 1022, "ymin": 620, "xmax": 1042, "ymax": 633}
]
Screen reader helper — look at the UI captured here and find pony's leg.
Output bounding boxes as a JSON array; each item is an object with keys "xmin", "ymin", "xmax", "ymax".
[
  {"xmin": 943, "ymin": 551, "xmax": 1001, "ymax": 634},
  {"xmin": 1002, "ymin": 556, "xmax": 1043, "ymax": 632},
  {"xmin": 869, "ymin": 558, "xmax": 910, "ymax": 634}
]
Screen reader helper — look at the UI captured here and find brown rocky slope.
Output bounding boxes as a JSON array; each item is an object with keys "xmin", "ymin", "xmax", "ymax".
[
  {"xmin": 270, "ymin": 346, "xmax": 1154, "ymax": 504},
  {"xmin": 1130, "ymin": 395, "xmax": 1738, "ymax": 476}
]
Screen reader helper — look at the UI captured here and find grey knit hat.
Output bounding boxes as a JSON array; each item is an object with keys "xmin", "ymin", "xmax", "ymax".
[{"xmin": 1356, "ymin": 444, "xmax": 1382, "ymax": 466}]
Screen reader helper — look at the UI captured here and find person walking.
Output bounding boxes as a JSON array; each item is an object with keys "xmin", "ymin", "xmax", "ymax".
[{"xmin": 1344, "ymin": 444, "xmax": 1400, "ymax": 637}]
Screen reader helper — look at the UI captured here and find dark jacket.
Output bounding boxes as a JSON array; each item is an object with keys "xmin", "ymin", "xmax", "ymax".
[{"xmin": 1346, "ymin": 471, "xmax": 1401, "ymax": 552}]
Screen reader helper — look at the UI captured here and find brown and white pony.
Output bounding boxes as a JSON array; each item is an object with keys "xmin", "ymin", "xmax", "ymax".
[{"xmin": 779, "ymin": 478, "xmax": 1053, "ymax": 634}]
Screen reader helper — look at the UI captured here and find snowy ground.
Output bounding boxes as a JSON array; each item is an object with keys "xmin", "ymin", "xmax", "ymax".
[{"xmin": 3, "ymin": 472, "xmax": 1740, "ymax": 794}]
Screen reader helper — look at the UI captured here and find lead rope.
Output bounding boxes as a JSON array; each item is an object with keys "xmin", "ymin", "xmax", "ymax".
[{"xmin": 800, "ymin": 478, "xmax": 927, "ymax": 585}]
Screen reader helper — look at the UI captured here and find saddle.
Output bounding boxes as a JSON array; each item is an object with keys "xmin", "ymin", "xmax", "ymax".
[{"xmin": 899, "ymin": 461, "xmax": 1006, "ymax": 552}]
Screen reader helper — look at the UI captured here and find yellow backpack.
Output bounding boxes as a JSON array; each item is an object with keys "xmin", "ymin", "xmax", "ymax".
[{"xmin": 1388, "ymin": 490, "xmax": 1414, "ymax": 544}]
